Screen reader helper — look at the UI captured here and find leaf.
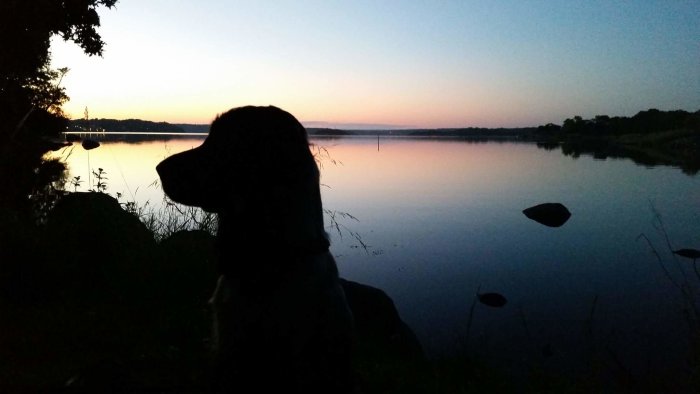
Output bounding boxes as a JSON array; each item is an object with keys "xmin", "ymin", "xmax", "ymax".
[{"xmin": 478, "ymin": 292, "xmax": 507, "ymax": 308}]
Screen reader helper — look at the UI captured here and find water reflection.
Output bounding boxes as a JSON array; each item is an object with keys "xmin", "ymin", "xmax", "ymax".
[
  {"xmin": 537, "ymin": 140, "xmax": 700, "ymax": 175},
  {"xmin": 51, "ymin": 137, "xmax": 206, "ymax": 206},
  {"xmin": 51, "ymin": 135, "xmax": 700, "ymax": 381}
]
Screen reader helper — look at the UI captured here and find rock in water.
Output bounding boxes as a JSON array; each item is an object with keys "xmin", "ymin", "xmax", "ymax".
[
  {"xmin": 81, "ymin": 139, "xmax": 100, "ymax": 150},
  {"xmin": 523, "ymin": 202, "xmax": 571, "ymax": 227},
  {"xmin": 673, "ymin": 248, "xmax": 700, "ymax": 260},
  {"xmin": 478, "ymin": 292, "xmax": 508, "ymax": 308}
]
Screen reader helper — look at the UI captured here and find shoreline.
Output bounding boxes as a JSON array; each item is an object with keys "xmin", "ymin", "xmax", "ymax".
[{"xmin": 61, "ymin": 129, "xmax": 699, "ymax": 175}]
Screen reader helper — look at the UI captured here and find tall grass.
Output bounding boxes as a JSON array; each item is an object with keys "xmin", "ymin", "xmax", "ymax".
[
  {"xmin": 117, "ymin": 184, "xmax": 218, "ymax": 243},
  {"xmin": 637, "ymin": 203, "xmax": 700, "ymax": 328},
  {"xmin": 635, "ymin": 202, "xmax": 700, "ymax": 390}
]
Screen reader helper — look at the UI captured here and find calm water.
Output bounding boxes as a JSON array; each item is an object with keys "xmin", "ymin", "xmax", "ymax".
[{"xmin": 54, "ymin": 135, "xmax": 700, "ymax": 376}]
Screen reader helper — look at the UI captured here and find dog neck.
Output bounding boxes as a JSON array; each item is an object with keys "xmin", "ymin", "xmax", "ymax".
[
  {"xmin": 214, "ymin": 186, "xmax": 331, "ymax": 277},
  {"xmin": 212, "ymin": 154, "xmax": 332, "ymax": 279}
]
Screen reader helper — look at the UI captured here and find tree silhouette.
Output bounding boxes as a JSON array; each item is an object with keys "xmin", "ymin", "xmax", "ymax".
[
  {"xmin": 0, "ymin": 0, "xmax": 117, "ymax": 217},
  {"xmin": 0, "ymin": 1, "xmax": 118, "ymax": 270}
]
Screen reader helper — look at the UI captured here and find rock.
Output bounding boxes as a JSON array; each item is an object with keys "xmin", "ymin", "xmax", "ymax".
[
  {"xmin": 478, "ymin": 292, "xmax": 507, "ymax": 308},
  {"xmin": 157, "ymin": 230, "xmax": 218, "ymax": 302},
  {"xmin": 523, "ymin": 202, "xmax": 571, "ymax": 227},
  {"xmin": 673, "ymin": 248, "xmax": 700, "ymax": 260},
  {"xmin": 339, "ymin": 279, "xmax": 424, "ymax": 361},
  {"xmin": 155, "ymin": 230, "xmax": 219, "ymax": 355},
  {"xmin": 81, "ymin": 139, "xmax": 100, "ymax": 150},
  {"xmin": 339, "ymin": 279, "xmax": 431, "ymax": 391},
  {"xmin": 39, "ymin": 192, "xmax": 157, "ymax": 303}
]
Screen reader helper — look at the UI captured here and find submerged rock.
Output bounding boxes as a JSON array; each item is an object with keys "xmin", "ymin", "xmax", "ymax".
[
  {"xmin": 523, "ymin": 202, "xmax": 571, "ymax": 227},
  {"xmin": 478, "ymin": 292, "xmax": 507, "ymax": 308}
]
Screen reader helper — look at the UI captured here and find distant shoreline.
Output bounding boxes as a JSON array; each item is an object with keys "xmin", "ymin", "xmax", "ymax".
[
  {"xmin": 64, "ymin": 109, "xmax": 699, "ymax": 174},
  {"xmin": 67, "ymin": 117, "xmax": 539, "ymax": 137},
  {"xmin": 62, "ymin": 127, "xmax": 698, "ymax": 175},
  {"xmin": 64, "ymin": 131, "xmax": 207, "ymax": 136},
  {"xmin": 65, "ymin": 125, "xmax": 538, "ymax": 139},
  {"xmin": 62, "ymin": 130, "xmax": 534, "ymax": 141}
]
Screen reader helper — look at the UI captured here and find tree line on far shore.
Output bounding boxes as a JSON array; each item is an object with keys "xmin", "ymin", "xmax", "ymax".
[
  {"xmin": 70, "ymin": 108, "xmax": 700, "ymax": 138},
  {"xmin": 69, "ymin": 118, "xmax": 188, "ymax": 133},
  {"xmin": 537, "ymin": 108, "xmax": 700, "ymax": 136}
]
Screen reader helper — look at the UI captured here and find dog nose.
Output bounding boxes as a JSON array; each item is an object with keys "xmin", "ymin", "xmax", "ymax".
[
  {"xmin": 156, "ymin": 155, "xmax": 183, "ymax": 202},
  {"xmin": 155, "ymin": 160, "xmax": 166, "ymax": 177},
  {"xmin": 155, "ymin": 160, "xmax": 172, "ymax": 187}
]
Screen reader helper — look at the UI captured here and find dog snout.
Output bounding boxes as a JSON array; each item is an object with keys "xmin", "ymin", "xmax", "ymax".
[{"xmin": 157, "ymin": 149, "xmax": 214, "ymax": 209}]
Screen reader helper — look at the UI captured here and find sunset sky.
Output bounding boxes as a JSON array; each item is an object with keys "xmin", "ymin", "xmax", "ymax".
[{"xmin": 50, "ymin": 0, "xmax": 700, "ymax": 129}]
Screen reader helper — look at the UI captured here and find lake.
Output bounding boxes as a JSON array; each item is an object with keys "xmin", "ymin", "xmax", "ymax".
[{"xmin": 54, "ymin": 134, "xmax": 700, "ymax": 379}]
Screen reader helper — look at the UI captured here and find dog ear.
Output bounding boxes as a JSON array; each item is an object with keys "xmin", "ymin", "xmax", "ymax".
[{"xmin": 157, "ymin": 105, "xmax": 318, "ymax": 213}]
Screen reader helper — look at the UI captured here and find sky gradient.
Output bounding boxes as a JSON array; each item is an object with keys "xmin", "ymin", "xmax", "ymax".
[{"xmin": 50, "ymin": 0, "xmax": 700, "ymax": 128}]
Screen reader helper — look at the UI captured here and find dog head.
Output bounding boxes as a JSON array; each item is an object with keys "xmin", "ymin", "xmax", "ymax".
[{"xmin": 156, "ymin": 106, "xmax": 327, "ymax": 250}]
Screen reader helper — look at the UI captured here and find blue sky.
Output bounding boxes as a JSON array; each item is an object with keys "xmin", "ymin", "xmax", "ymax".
[{"xmin": 50, "ymin": 0, "xmax": 700, "ymax": 128}]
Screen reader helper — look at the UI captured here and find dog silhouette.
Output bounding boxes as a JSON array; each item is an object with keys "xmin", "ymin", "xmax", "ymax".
[{"xmin": 156, "ymin": 106, "xmax": 355, "ymax": 392}]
